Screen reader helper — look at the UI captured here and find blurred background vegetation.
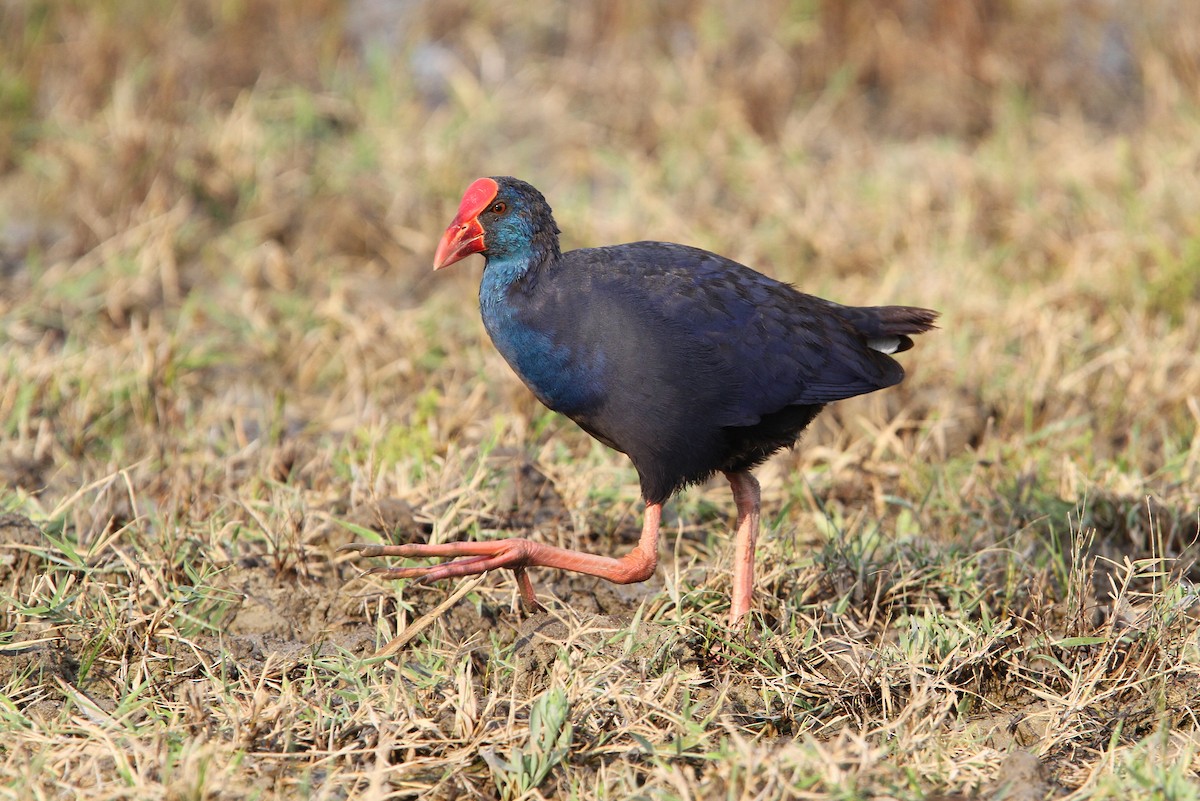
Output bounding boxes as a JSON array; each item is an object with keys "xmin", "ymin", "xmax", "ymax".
[{"xmin": 3, "ymin": 0, "xmax": 1198, "ymax": 518}]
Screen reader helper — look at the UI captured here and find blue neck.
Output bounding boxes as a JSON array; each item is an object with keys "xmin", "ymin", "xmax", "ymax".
[
  {"xmin": 479, "ymin": 252, "xmax": 533, "ymax": 309},
  {"xmin": 478, "ymin": 253, "xmax": 601, "ymax": 414}
]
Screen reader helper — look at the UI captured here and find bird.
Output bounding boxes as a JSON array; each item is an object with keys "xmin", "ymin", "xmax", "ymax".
[{"xmin": 341, "ymin": 176, "xmax": 937, "ymax": 623}]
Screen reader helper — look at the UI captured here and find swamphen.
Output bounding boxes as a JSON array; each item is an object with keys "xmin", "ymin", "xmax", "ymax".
[{"xmin": 343, "ymin": 176, "xmax": 937, "ymax": 622}]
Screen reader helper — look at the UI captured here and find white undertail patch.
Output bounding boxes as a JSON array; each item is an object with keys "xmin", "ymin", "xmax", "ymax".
[{"xmin": 867, "ymin": 336, "xmax": 902, "ymax": 354}]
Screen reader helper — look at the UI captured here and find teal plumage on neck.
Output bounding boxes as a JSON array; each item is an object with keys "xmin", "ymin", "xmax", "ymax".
[{"xmin": 478, "ymin": 251, "xmax": 603, "ymax": 416}]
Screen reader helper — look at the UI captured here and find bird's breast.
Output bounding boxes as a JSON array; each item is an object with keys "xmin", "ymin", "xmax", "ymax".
[{"xmin": 479, "ymin": 291, "xmax": 603, "ymax": 415}]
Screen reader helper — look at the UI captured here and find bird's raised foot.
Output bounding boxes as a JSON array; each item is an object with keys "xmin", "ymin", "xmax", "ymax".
[
  {"xmin": 338, "ymin": 528, "xmax": 662, "ymax": 615},
  {"xmin": 338, "ymin": 538, "xmax": 541, "ymax": 578},
  {"xmin": 338, "ymin": 538, "xmax": 546, "ymax": 609}
]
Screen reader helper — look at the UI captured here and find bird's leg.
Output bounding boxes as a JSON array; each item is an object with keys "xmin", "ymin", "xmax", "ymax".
[
  {"xmin": 340, "ymin": 502, "xmax": 663, "ymax": 610},
  {"xmin": 725, "ymin": 471, "xmax": 761, "ymax": 624},
  {"xmin": 511, "ymin": 567, "xmax": 539, "ymax": 610}
]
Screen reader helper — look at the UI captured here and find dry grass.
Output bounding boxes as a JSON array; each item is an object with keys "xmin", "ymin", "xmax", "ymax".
[{"xmin": 2, "ymin": 0, "xmax": 1200, "ymax": 798}]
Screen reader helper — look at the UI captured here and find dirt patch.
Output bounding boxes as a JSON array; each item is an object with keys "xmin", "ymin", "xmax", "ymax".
[
  {"xmin": 206, "ymin": 558, "xmax": 378, "ymax": 666},
  {"xmin": 0, "ymin": 513, "xmax": 46, "ymax": 593},
  {"xmin": 0, "ymin": 454, "xmax": 53, "ymax": 493},
  {"xmin": 218, "ymin": 559, "xmax": 356, "ymax": 640},
  {"xmin": 988, "ymin": 750, "xmax": 1049, "ymax": 801},
  {"xmin": 494, "ymin": 455, "xmax": 571, "ymax": 531},
  {"xmin": 0, "ymin": 639, "xmax": 78, "ymax": 722}
]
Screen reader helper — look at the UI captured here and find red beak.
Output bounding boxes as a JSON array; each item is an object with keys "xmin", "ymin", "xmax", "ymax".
[
  {"xmin": 433, "ymin": 177, "xmax": 499, "ymax": 270},
  {"xmin": 433, "ymin": 217, "xmax": 485, "ymax": 270}
]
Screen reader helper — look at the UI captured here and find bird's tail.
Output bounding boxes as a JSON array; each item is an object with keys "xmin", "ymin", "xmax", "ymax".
[{"xmin": 845, "ymin": 306, "xmax": 939, "ymax": 354}]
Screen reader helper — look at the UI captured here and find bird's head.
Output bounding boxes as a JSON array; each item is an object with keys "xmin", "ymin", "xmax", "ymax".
[{"xmin": 433, "ymin": 176, "xmax": 559, "ymax": 270}]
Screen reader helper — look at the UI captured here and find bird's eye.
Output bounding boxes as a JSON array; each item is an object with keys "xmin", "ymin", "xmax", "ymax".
[{"xmin": 490, "ymin": 202, "xmax": 507, "ymax": 214}]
